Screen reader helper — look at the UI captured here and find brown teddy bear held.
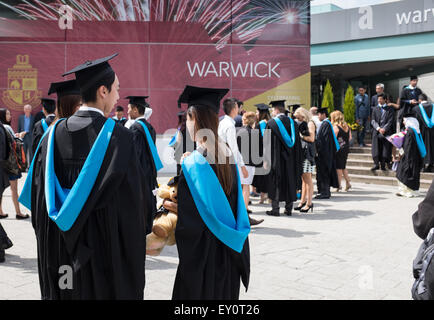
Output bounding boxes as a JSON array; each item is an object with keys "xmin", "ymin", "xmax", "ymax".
[{"xmin": 146, "ymin": 176, "xmax": 179, "ymax": 256}]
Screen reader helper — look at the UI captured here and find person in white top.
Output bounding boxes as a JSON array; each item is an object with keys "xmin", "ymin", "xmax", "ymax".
[
  {"xmin": 218, "ymin": 99, "xmax": 263, "ymax": 226},
  {"xmin": 218, "ymin": 98, "xmax": 248, "ymax": 177},
  {"xmin": 310, "ymin": 107, "xmax": 321, "ymax": 134}
]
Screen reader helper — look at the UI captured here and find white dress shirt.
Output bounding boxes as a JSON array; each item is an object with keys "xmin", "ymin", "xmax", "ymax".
[
  {"xmin": 218, "ymin": 115, "xmax": 245, "ymax": 167},
  {"xmin": 79, "ymin": 105, "xmax": 105, "ymax": 116}
]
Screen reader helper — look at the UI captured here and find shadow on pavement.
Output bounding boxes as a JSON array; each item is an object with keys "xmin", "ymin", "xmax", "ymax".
[
  {"xmin": 292, "ymin": 209, "xmax": 374, "ymax": 221},
  {"xmin": 1, "ymin": 254, "xmax": 38, "ymax": 274},
  {"xmin": 250, "ymin": 227, "xmax": 319, "ymax": 238}
]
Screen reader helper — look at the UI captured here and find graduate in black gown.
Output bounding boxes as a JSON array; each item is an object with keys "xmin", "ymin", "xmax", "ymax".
[
  {"xmin": 315, "ymin": 107, "xmax": 339, "ymax": 199},
  {"xmin": 413, "ymin": 94, "xmax": 434, "ymax": 172},
  {"xmin": 264, "ymin": 100, "xmax": 302, "ymax": 216},
  {"xmin": 128, "ymin": 96, "xmax": 162, "ymax": 235},
  {"xmin": 112, "ymin": 106, "xmax": 128, "ymax": 126},
  {"xmin": 171, "ymin": 110, "xmax": 196, "ymax": 176},
  {"xmin": 173, "ymin": 85, "xmax": 250, "ymax": 300},
  {"xmin": 0, "ymin": 121, "xmax": 12, "ymax": 263},
  {"xmin": 396, "ymin": 115, "xmax": 426, "ymax": 197},
  {"xmin": 251, "ymin": 104, "xmax": 272, "ymax": 203},
  {"xmin": 32, "ymin": 98, "xmax": 56, "ymax": 155},
  {"xmin": 371, "ymin": 93, "xmax": 395, "ymax": 171},
  {"xmin": 29, "ymin": 54, "xmax": 150, "ymax": 300},
  {"xmin": 399, "ymin": 76, "xmax": 423, "ymax": 126}
]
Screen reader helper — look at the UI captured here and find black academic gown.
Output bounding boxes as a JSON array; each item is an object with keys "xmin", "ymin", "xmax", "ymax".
[
  {"xmin": 130, "ymin": 117, "xmax": 158, "ymax": 235},
  {"xmin": 413, "ymin": 103, "xmax": 434, "ymax": 166},
  {"xmin": 31, "ymin": 115, "xmax": 56, "ymax": 155},
  {"xmin": 399, "ymin": 86, "xmax": 422, "ymax": 123},
  {"xmin": 251, "ymin": 122, "xmax": 272, "ymax": 194},
  {"xmin": 31, "ymin": 110, "xmax": 150, "ymax": 300},
  {"xmin": 371, "ymin": 105, "xmax": 395, "ymax": 164},
  {"xmin": 316, "ymin": 121, "xmax": 339, "ymax": 195},
  {"xmin": 0, "ymin": 123, "xmax": 10, "ymax": 195},
  {"xmin": 265, "ymin": 114, "xmax": 302, "ymax": 202},
  {"xmin": 396, "ymin": 129, "xmax": 424, "ymax": 191},
  {"xmin": 173, "ymin": 162, "xmax": 250, "ymax": 300},
  {"xmin": 413, "ymin": 180, "xmax": 434, "ymax": 240}
]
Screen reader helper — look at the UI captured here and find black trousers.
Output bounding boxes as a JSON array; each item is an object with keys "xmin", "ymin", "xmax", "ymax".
[
  {"xmin": 372, "ymin": 136, "xmax": 392, "ymax": 165},
  {"xmin": 271, "ymin": 200, "xmax": 293, "ymax": 213}
]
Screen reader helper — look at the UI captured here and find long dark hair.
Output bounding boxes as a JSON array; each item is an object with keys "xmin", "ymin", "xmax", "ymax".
[
  {"xmin": 178, "ymin": 112, "xmax": 187, "ymax": 133},
  {"xmin": 187, "ymin": 105, "xmax": 233, "ymax": 195},
  {"xmin": 57, "ymin": 95, "xmax": 82, "ymax": 119},
  {"xmin": 0, "ymin": 108, "xmax": 10, "ymax": 125}
]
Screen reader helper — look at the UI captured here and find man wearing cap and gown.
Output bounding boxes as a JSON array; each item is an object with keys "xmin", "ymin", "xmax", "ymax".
[
  {"xmin": 315, "ymin": 107, "xmax": 339, "ymax": 199},
  {"xmin": 128, "ymin": 96, "xmax": 162, "ymax": 235},
  {"xmin": 32, "ymin": 98, "xmax": 56, "ymax": 155},
  {"xmin": 112, "ymin": 106, "xmax": 128, "ymax": 126},
  {"xmin": 29, "ymin": 54, "xmax": 150, "ymax": 300},
  {"xmin": 413, "ymin": 94, "xmax": 434, "ymax": 172},
  {"xmin": 399, "ymin": 76, "xmax": 423, "ymax": 127},
  {"xmin": 264, "ymin": 100, "xmax": 302, "ymax": 216},
  {"xmin": 173, "ymin": 85, "xmax": 250, "ymax": 300}
]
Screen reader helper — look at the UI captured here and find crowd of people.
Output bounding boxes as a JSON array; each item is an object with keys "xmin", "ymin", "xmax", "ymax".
[
  {"xmin": 0, "ymin": 52, "xmax": 433, "ymax": 300},
  {"xmin": 355, "ymin": 76, "xmax": 434, "ymax": 198}
]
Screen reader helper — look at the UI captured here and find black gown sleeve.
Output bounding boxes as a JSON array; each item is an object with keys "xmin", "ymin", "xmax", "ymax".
[
  {"xmin": 32, "ymin": 121, "xmax": 43, "ymax": 155},
  {"xmin": 413, "ymin": 181, "xmax": 434, "ymax": 240}
]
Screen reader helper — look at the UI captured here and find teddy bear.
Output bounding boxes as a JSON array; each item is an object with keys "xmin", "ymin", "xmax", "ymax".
[{"xmin": 146, "ymin": 176, "xmax": 179, "ymax": 256}]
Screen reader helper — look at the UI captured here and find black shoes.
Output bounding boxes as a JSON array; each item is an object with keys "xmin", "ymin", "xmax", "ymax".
[
  {"xmin": 314, "ymin": 194, "xmax": 330, "ymax": 199},
  {"xmin": 1, "ymin": 237, "xmax": 13, "ymax": 250},
  {"xmin": 283, "ymin": 210, "xmax": 292, "ymax": 216},
  {"xmin": 371, "ymin": 165, "xmax": 380, "ymax": 171},
  {"xmin": 0, "ymin": 249, "xmax": 4, "ymax": 263},
  {"xmin": 16, "ymin": 214, "xmax": 30, "ymax": 220},
  {"xmin": 300, "ymin": 204, "xmax": 314, "ymax": 213},
  {"xmin": 423, "ymin": 165, "xmax": 434, "ymax": 173},
  {"xmin": 294, "ymin": 202, "xmax": 306, "ymax": 211},
  {"xmin": 266, "ymin": 210, "xmax": 280, "ymax": 217},
  {"xmin": 0, "ymin": 214, "xmax": 8, "ymax": 219},
  {"xmin": 249, "ymin": 216, "xmax": 264, "ymax": 226}
]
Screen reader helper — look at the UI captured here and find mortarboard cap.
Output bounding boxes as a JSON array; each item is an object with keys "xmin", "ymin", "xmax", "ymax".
[
  {"xmin": 317, "ymin": 107, "xmax": 329, "ymax": 115},
  {"xmin": 269, "ymin": 100, "xmax": 286, "ymax": 108},
  {"xmin": 62, "ymin": 53, "xmax": 118, "ymax": 92},
  {"xmin": 48, "ymin": 80, "xmax": 80, "ymax": 98},
  {"xmin": 178, "ymin": 85, "xmax": 229, "ymax": 114},
  {"xmin": 410, "ymin": 75, "xmax": 418, "ymax": 81},
  {"xmin": 40, "ymin": 98, "xmax": 56, "ymax": 110},
  {"xmin": 255, "ymin": 103, "xmax": 271, "ymax": 111},
  {"xmin": 167, "ymin": 176, "xmax": 180, "ymax": 187},
  {"xmin": 126, "ymin": 96, "xmax": 149, "ymax": 109}
]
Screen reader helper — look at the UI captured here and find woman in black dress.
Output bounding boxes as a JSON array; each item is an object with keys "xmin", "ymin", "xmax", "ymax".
[{"xmin": 331, "ymin": 111, "xmax": 352, "ymax": 191}]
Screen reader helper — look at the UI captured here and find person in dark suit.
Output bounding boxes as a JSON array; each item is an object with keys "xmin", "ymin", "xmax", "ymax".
[
  {"xmin": 18, "ymin": 104, "xmax": 35, "ymax": 167},
  {"xmin": 371, "ymin": 93, "xmax": 395, "ymax": 171}
]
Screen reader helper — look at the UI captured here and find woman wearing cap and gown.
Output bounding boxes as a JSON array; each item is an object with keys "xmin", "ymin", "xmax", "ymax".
[
  {"xmin": 128, "ymin": 96, "xmax": 161, "ymax": 235},
  {"xmin": 396, "ymin": 116, "xmax": 426, "ymax": 197},
  {"xmin": 173, "ymin": 85, "xmax": 250, "ymax": 300},
  {"xmin": 28, "ymin": 54, "xmax": 150, "ymax": 299},
  {"xmin": 252, "ymin": 104, "xmax": 272, "ymax": 204}
]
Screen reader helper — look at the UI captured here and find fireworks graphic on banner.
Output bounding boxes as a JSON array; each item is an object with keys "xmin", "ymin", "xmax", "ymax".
[{"xmin": 0, "ymin": 0, "xmax": 310, "ymax": 49}]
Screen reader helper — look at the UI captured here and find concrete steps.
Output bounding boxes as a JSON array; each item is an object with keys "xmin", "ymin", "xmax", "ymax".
[{"xmin": 343, "ymin": 146, "xmax": 433, "ymax": 190}]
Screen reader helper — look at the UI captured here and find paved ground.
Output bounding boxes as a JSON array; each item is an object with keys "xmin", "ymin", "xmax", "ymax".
[{"xmin": 0, "ymin": 174, "xmax": 428, "ymax": 300}]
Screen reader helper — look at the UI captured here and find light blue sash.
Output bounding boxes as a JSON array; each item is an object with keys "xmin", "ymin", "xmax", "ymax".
[
  {"xmin": 182, "ymin": 151, "xmax": 250, "ymax": 253},
  {"xmin": 137, "ymin": 120, "xmax": 163, "ymax": 172},
  {"xmin": 45, "ymin": 118, "xmax": 115, "ymax": 231},
  {"xmin": 324, "ymin": 119, "xmax": 341, "ymax": 152},
  {"xmin": 409, "ymin": 127, "xmax": 427, "ymax": 159},
  {"xmin": 168, "ymin": 130, "xmax": 179, "ymax": 148},
  {"xmin": 41, "ymin": 119, "xmax": 49, "ymax": 132},
  {"xmin": 274, "ymin": 116, "xmax": 295, "ymax": 148},
  {"xmin": 418, "ymin": 104, "xmax": 434, "ymax": 128},
  {"xmin": 259, "ymin": 120, "xmax": 267, "ymax": 137},
  {"xmin": 18, "ymin": 123, "xmax": 56, "ymax": 210}
]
